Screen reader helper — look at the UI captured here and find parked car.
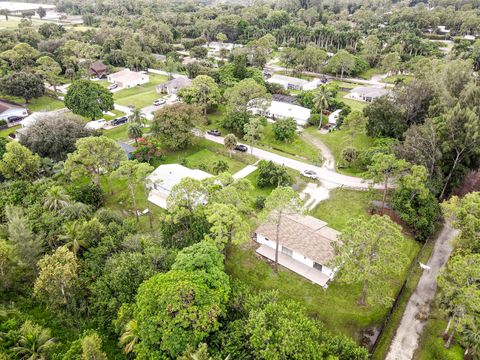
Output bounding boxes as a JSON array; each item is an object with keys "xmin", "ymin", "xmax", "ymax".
[
  {"xmin": 301, "ymin": 169, "xmax": 317, "ymax": 179},
  {"xmin": 107, "ymin": 83, "xmax": 118, "ymax": 90},
  {"xmin": 207, "ymin": 129, "xmax": 221, "ymax": 136},
  {"xmin": 234, "ymin": 144, "xmax": 248, "ymax": 152},
  {"xmin": 7, "ymin": 116, "xmax": 23, "ymax": 123},
  {"xmin": 153, "ymin": 99, "xmax": 166, "ymax": 106},
  {"xmin": 111, "ymin": 116, "xmax": 128, "ymax": 126}
]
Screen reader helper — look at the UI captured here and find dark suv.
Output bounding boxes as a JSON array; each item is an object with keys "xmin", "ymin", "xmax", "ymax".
[
  {"xmin": 7, "ymin": 116, "xmax": 23, "ymax": 123},
  {"xmin": 111, "ymin": 116, "xmax": 128, "ymax": 126},
  {"xmin": 207, "ymin": 129, "xmax": 221, "ymax": 136},
  {"xmin": 234, "ymin": 144, "xmax": 248, "ymax": 152}
]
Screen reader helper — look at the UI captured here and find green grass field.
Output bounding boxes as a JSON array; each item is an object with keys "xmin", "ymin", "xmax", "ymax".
[
  {"xmin": 183, "ymin": 148, "xmax": 246, "ymax": 175},
  {"xmin": 0, "ymin": 17, "xmax": 46, "ymax": 29},
  {"xmin": 27, "ymin": 96, "xmax": 65, "ymax": 112},
  {"xmin": 228, "ymin": 188, "xmax": 420, "ymax": 341},
  {"xmin": 306, "ymin": 127, "xmax": 375, "ymax": 176},
  {"xmin": 382, "ymin": 75, "xmax": 414, "ymax": 85},
  {"xmin": 102, "ymin": 124, "xmax": 129, "ymax": 141},
  {"xmin": 0, "ymin": 125, "xmax": 19, "ymax": 137},
  {"xmin": 112, "ymin": 74, "xmax": 168, "ymax": 108}
]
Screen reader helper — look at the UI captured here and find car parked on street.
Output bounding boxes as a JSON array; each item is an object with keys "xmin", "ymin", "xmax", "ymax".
[
  {"xmin": 301, "ymin": 169, "xmax": 317, "ymax": 179},
  {"xmin": 153, "ymin": 99, "xmax": 166, "ymax": 106},
  {"xmin": 111, "ymin": 116, "xmax": 128, "ymax": 126},
  {"xmin": 234, "ymin": 144, "xmax": 248, "ymax": 152},
  {"xmin": 207, "ymin": 129, "xmax": 221, "ymax": 136}
]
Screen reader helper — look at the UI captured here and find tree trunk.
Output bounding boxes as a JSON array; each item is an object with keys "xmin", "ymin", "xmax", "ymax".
[
  {"xmin": 445, "ymin": 323, "xmax": 457, "ymax": 349},
  {"xmin": 381, "ymin": 177, "xmax": 388, "ymax": 215},
  {"xmin": 439, "ymin": 152, "xmax": 461, "ymax": 200},
  {"xmin": 444, "ymin": 317, "xmax": 452, "ymax": 337},
  {"xmin": 274, "ymin": 211, "xmax": 283, "ymax": 273},
  {"xmin": 360, "ymin": 280, "xmax": 368, "ymax": 306},
  {"xmin": 130, "ymin": 184, "xmax": 139, "ymax": 222},
  {"xmin": 318, "ymin": 110, "xmax": 323, "ymax": 130},
  {"xmin": 109, "ymin": 176, "xmax": 114, "ymax": 195}
]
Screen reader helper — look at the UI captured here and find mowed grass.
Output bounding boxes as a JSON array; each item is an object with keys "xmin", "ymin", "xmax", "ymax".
[
  {"xmin": 27, "ymin": 96, "xmax": 65, "ymax": 112},
  {"xmin": 0, "ymin": 125, "xmax": 19, "ymax": 137},
  {"xmin": 102, "ymin": 124, "xmax": 129, "ymax": 141},
  {"xmin": 113, "ymin": 74, "xmax": 168, "ymax": 108},
  {"xmin": 0, "ymin": 17, "xmax": 47, "ymax": 29},
  {"xmin": 227, "ymin": 188, "xmax": 420, "ymax": 341},
  {"xmin": 306, "ymin": 127, "xmax": 375, "ymax": 176},
  {"xmin": 183, "ymin": 148, "xmax": 246, "ymax": 175}
]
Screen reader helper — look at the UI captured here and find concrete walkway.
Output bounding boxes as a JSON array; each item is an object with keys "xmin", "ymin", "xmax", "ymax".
[
  {"xmin": 386, "ymin": 223, "xmax": 458, "ymax": 360},
  {"xmin": 201, "ymin": 132, "xmax": 380, "ymax": 190},
  {"xmin": 233, "ymin": 165, "xmax": 258, "ymax": 179}
]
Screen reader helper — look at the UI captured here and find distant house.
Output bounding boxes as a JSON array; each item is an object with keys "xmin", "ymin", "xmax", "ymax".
[
  {"xmin": 328, "ymin": 109, "xmax": 342, "ymax": 126},
  {"xmin": 156, "ymin": 77, "xmax": 192, "ymax": 95},
  {"xmin": 348, "ymin": 86, "xmax": 391, "ymax": 103},
  {"xmin": 0, "ymin": 99, "xmax": 28, "ymax": 122},
  {"xmin": 266, "ymin": 74, "xmax": 322, "ymax": 91},
  {"xmin": 207, "ymin": 41, "xmax": 242, "ymax": 53},
  {"xmin": 255, "ymin": 213, "xmax": 340, "ymax": 288},
  {"xmin": 89, "ymin": 61, "xmax": 108, "ymax": 78},
  {"xmin": 181, "ymin": 57, "xmax": 198, "ymax": 66},
  {"xmin": 107, "ymin": 69, "xmax": 149, "ymax": 89},
  {"xmin": 437, "ymin": 25, "xmax": 450, "ymax": 34},
  {"xmin": 146, "ymin": 164, "xmax": 211, "ymax": 209},
  {"xmin": 117, "ymin": 141, "xmax": 135, "ymax": 159},
  {"xmin": 250, "ymin": 100, "xmax": 311, "ymax": 126}
]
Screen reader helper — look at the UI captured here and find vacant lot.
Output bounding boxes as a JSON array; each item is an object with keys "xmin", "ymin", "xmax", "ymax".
[{"xmin": 110, "ymin": 73, "xmax": 169, "ymax": 108}]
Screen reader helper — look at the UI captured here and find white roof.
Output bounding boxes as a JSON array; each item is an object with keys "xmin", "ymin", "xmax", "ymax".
[
  {"xmin": 208, "ymin": 42, "xmax": 242, "ymax": 51},
  {"xmin": 269, "ymin": 100, "xmax": 311, "ymax": 122},
  {"xmin": 267, "ymin": 74, "xmax": 308, "ymax": 87},
  {"xmin": 147, "ymin": 164, "xmax": 211, "ymax": 192},
  {"xmin": 0, "ymin": 2, "xmax": 55, "ymax": 11},
  {"xmin": 328, "ymin": 109, "xmax": 342, "ymax": 125},
  {"xmin": 351, "ymin": 86, "xmax": 390, "ymax": 98},
  {"xmin": 109, "ymin": 69, "xmax": 147, "ymax": 83}
]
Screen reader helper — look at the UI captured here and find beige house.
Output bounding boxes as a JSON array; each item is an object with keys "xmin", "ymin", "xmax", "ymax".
[
  {"xmin": 255, "ymin": 214, "xmax": 340, "ymax": 288},
  {"xmin": 107, "ymin": 69, "xmax": 149, "ymax": 88}
]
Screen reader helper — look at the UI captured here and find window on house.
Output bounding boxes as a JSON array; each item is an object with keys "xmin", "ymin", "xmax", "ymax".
[
  {"xmin": 281, "ymin": 246, "xmax": 293, "ymax": 257},
  {"xmin": 313, "ymin": 262, "xmax": 323, "ymax": 271}
]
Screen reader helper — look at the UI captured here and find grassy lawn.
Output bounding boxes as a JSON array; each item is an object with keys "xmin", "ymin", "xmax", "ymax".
[
  {"xmin": 357, "ymin": 68, "xmax": 384, "ymax": 80},
  {"xmin": 183, "ymin": 148, "xmax": 246, "ymax": 175},
  {"xmin": 0, "ymin": 125, "xmax": 19, "ymax": 137},
  {"xmin": 414, "ymin": 307, "xmax": 464, "ymax": 360},
  {"xmin": 227, "ymin": 187, "xmax": 420, "ymax": 341},
  {"xmin": 113, "ymin": 73, "xmax": 168, "ymax": 108},
  {"xmin": 306, "ymin": 127, "xmax": 375, "ymax": 176},
  {"xmin": 382, "ymin": 75, "xmax": 414, "ymax": 85},
  {"xmin": 0, "ymin": 17, "xmax": 46, "ymax": 29},
  {"xmin": 337, "ymin": 91, "xmax": 367, "ymax": 112},
  {"xmin": 309, "ymin": 188, "xmax": 375, "ymax": 231},
  {"xmin": 27, "ymin": 96, "xmax": 65, "ymax": 112},
  {"xmin": 102, "ymin": 124, "xmax": 129, "ymax": 141}
]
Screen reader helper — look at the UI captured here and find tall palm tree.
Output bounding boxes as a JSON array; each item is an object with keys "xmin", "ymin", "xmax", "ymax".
[
  {"xmin": 128, "ymin": 107, "xmax": 145, "ymax": 125},
  {"xmin": 120, "ymin": 319, "xmax": 139, "ymax": 355},
  {"xmin": 313, "ymin": 86, "xmax": 332, "ymax": 130},
  {"xmin": 43, "ymin": 186, "xmax": 71, "ymax": 211},
  {"xmin": 127, "ymin": 123, "xmax": 143, "ymax": 145},
  {"xmin": 12, "ymin": 321, "xmax": 56, "ymax": 360},
  {"xmin": 59, "ymin": 221, "xmax": 86, "ymax": 256},
  {"xmin": 463, "ymin": 326, "xmax": 480, "ymax": 359},
  {"xmin": 60, "ymin": 202, "xmax": 92, "ymax": 221}
]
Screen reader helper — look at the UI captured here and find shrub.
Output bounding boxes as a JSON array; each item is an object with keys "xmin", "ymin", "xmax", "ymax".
[
  {"xmin": 257, "ymin": 160, "xmax": 292, "ymax": 188},
  {"xmin": 272, "ymin": 117, "xmax": 297, "ymax": 142}
]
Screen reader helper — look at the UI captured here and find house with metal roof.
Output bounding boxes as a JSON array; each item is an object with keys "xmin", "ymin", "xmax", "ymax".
[
  {"xmin": 266, "ymin": 74, "xmax": 322, "ymax": 91},
  {"xmin": 347, "ymin": 86, "xmax": 391, "ymax": 103},
  {"xmin": 250, "ymin": 99, "xmax": 311, "ymax": 126},
  {"xmin": 255, "ymin": 213, "xmax": 340, "ymax": 288},
  {"xmin": 156, "ymin": 77, "xmax": 192, "ymax": 95}
]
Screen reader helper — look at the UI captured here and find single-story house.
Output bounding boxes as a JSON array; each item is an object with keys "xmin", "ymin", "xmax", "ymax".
[
  {"xmin": 0, "ymin": 99, "xmax": 28, "ymax": 122},
  {"xmin": 328, "ymin": 109, "xmax": 342, "ymax": 126},
  {"xmin": 181, "ymin": 57, "xmax": 198, "ymax": 66},
  {"xmin": 146, "ymin": 164, "xmax": 211, "ymax": 209},
  {"xmin": 347, "ymin": 86, "xmax": 391, "ymax": 103},
  {"xmin": 19, "ymin": 109, "xmax": 68, "ymax": 129},
  {"xmin": 207, "ymin": 41, "xmax": 243, "ymax": 53},
  {"xmin": 156, "ymin": 77, "xmax": 192, "ymax": 95},
  {"xmin": 437, "ymin": 25, "xmax": 450, "ymax": 34},
  {"xmin": 255, "ymin": 213, "xmax": 340, "ymax": 288},
  {"xmin": 117, "ymin": 141, "xmax": 135, "ymax": 159},
  {"xmin": 89, "ymin": 61, "xmax": 108, "ymax": 78},
  {"xmin": 266, "ymin": 74, "xmax": 321, "ymax": 91},
  {"xmin": 107, "ymin": 69, "xmax": 149, "ymax": 89},
  {"xmin": 84, "ymin": 119, "xmax": 107, "ymax": 130},
  {"xmin": 250, "ymin": 100, "xmax": 311, "ymax": 126}
]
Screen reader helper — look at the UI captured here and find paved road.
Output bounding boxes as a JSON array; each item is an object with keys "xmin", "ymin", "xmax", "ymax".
[
  {"xmin": 202, "ymin": 132, "xmax": 377, "ymax": 190},
  {"xmin": 386, "ymin": 223, "xmax": 458, "ymax": 360}
]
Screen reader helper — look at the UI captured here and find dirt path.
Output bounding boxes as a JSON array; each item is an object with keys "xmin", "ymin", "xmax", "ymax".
[
  {"xmin": 385, "ymin": 223, "xmax": 458, "ymax": 360},
  {"xmin": 301, "ymin": 131, "xmax": 335, "ymax": 170}
]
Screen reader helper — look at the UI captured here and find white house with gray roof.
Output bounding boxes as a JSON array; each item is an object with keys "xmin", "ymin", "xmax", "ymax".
[
  {"xmin": 347, "ymin": 86, "xmax": 391, "ymax": 103},
  {"xmin": 266, "ymin": 74, "xmax": 322, "ymax": 91}
]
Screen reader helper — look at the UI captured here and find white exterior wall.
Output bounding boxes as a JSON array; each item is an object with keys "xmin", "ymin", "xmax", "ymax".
[
  {"xmin": 255, "ymin": 233, "xmax": 332, "ymax": 276},
  {"xmin": 0, "ymin": 107, "xmax": 27, "ymax": 121}
]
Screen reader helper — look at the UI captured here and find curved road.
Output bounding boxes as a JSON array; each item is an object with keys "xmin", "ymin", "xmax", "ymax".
[{"xmin": 202, "ymin": 132, "xmax": 380, "ymax": 190}]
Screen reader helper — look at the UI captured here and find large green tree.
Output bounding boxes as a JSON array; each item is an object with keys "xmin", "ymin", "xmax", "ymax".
[
  {"xmin": 0, "ymin": 71, "xmax": 44, "ymax": 103},
  {"xmin": 0, "ymin": 141, "xmax": 41, "ymax": 180},
  {"xmin": 64, "ymin": 80, "xmax": 114, "ymax": 119},
  {"xmin": 333, "ymin": 215, "xmax": 409, "ymax": 306}
]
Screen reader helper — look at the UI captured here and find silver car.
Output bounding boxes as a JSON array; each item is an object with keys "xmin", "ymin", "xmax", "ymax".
[{"xmin": 301, "ymin": 169, "xmax": 317, "ymax": 179}]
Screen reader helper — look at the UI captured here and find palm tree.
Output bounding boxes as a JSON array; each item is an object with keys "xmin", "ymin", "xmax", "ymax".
[
  {"xmin": 120, "ymin": 319, "xmax": 139, "ymax": 355},
  {"xmin": 12, "ymin": 321, "xmax": 56, "ymax": 360},
  {"xmin": 59, "ymin": 221, "xmax": 86, "ymax": 256},
  {"xmin": 212, "ymin": 160, "xmax": 229, "ymax": 175},
  {"xmin": 128, "ymin": 107, "xmax": 145, "ymax": 125},
  {"xmin": 313, "ymin": 86, "xmax": 332, "ymax": 130},
  {"xmin": 224, "ymin": 134, "xmax": 237, "ymax": 158},
  {"xmin": 60, "ymin": 202, "xmax": 92, "ymax": 221},
  {"xmin": 127, "ymin": 123, "xmax": 143, "ymax": 145},
  {"xmin": 43, "ymin": 186, "xmax": 71, "ymax": 211}
]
